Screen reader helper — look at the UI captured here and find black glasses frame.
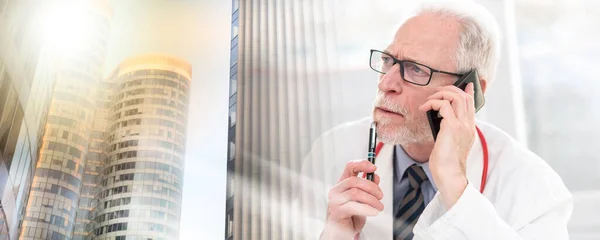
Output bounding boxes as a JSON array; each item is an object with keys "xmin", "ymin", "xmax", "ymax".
[{"xmin": 369, "ymin": 49, "xmax": 463, "ymax": 86}]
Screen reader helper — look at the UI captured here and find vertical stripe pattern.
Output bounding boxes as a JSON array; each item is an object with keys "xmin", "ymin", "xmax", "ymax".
[{"xmin": 394, "ymin": 164, "xmax": 427, "ymax": 240}]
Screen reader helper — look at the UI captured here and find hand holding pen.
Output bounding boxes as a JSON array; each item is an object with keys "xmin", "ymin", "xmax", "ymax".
[{"xmin": 321, "ymin": 121, "xmax": 383, "ymax": 239}]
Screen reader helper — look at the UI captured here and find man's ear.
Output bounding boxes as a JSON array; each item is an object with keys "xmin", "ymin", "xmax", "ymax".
[{"xmin": 479, "ymin": 77, "xmax": 488, "ymax": 94}]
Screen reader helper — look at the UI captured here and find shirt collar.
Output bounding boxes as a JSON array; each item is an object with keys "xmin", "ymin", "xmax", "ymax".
[{"xmin": 394, "ymin": 145, "xmax": 438, "ymax": 191}]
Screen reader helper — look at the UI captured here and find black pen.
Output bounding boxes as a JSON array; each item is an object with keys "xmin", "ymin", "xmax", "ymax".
[{"xmin": 366, "ymin": 121, "xmax": 377, "ymax": 182}]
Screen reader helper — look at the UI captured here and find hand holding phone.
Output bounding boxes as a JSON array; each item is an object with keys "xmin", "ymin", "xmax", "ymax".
[
  {"xmin": 426, "ymin": 70, "xmax": 485, "ymax": 140},
  {"xmin": 421, "ymin": 70, "xmax": 483, "ymax": 208}
]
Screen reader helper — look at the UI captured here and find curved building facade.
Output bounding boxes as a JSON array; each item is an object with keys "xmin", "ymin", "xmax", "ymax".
[
  {"xmin": 20, "ymin": 1, "xmax": 112, "ymax": 240},
  {"xmin": 0, "ymin": 2, "xmax": 56, "ymax": 240},
  {"xmin": 93, "ymin": 54, "xmax": 190, "ymax": 240}
]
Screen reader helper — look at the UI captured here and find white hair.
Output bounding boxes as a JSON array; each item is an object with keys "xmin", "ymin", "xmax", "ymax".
[{"xmin": 402, "ymin": 0, "xmax": 502, "ymax": 83}]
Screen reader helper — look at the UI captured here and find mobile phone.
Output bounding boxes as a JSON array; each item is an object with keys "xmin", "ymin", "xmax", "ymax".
[{"xmin": 426, "ymin": 70, "xmax": 485, "ymax": 140}]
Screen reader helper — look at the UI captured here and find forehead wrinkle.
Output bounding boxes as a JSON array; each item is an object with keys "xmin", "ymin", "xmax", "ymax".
[
  {"xmin": 387, "ymin": 13, "xmax": 461, "ymax": 72},
  {"xmin": 386, "ymin": 41, "xmax": 438, "ymax": 68}
]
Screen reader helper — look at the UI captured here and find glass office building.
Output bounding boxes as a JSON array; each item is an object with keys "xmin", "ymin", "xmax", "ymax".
[
  {"xmin": 73, "ymin": 78, "xmax": 113, "ymax": 240},
  {"xmin": 224, "ymin": 0, "xmax": 341, "ymax": 238},
  {"xmin": 72, "ymin": 2, "xmax": 114, "ymax": 238},
  {"xmin": 19, "ymin": 1, "xmax": 112, "ymax": 240},
  {"xmin": 92, "ymin": 54, "xmax": 190, "ymax": 240},
  {"xmin": 0, "ymin": 1, "xmax": 56, "ymax": 240},
  {"xmin": 225, "ymin": 0, "xmax": 239, "ymax": 239}
]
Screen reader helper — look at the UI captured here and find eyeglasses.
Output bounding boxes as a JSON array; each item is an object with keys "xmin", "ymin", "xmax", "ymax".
[{"xmin": 369, "ymin": 49, "xmax": 463, "ymax": 86}]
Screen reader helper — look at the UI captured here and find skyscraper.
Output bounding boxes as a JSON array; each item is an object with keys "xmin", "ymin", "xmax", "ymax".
[
  {"xmin": 224, "ymin": 0, "xmax": 239, "ymax": 239},
  {"xmin": 19, "ymin": 1, "xmax": 113, "ymax": 239},
  {"xmin": 92, "ymin": 54, "xmax": 191, "ymax": 240},
  {"xmin": 224, "ymin": 0, "xmax": 339, "ymax": 239},
  {"xmin": 74, "ymin": 79, "xmax": 112, "ymax": 240},
  {"xmin": 0, "ymin": 2, "xmax": 56, "ymax": 240},
  {"xmin": 72, "ymin": 2, "xmax": 114, "ymax": 238}
]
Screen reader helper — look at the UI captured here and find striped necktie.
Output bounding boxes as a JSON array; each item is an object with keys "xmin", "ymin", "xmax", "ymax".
[{"xmin": 394, "ymin": 164, "xmax": 428, "ymax": 240}]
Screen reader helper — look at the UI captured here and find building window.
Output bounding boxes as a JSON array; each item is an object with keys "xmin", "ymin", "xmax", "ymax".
[
  {"xmin": 230, "ymin": 74, "xmax": 237, "ymax": 96},
  {"xmin": 230, "ymin": 63, "xmax": 238, "ymax": 77},
  {"xmin": 51, "ymin": 232, "xmax": 65, "ymax": 240},
  {"xmin": 227, "ymin": 211, "xmax": 233, "ymax": 237},
  {"xmin": 231, "ymin": 36, "xmax": 239, "ymax": 50},
  {"xmin": 228, "ymin": 141, "xmax": 235, "ymax": 161},
  {"xmin": 106, "ymin": 222, "xmax": 128, "ymax": 233},
  {"xmin": 232, "ymin": 0, "xmax": 239, "ymax": 12},
  {"xmin": 69, "ymin": 147, "xmax": 82, "ymax": 158},
  {"xmin": 67, "ymin": 160, "xmax": 76, "ymax": 170},
  {"xmin": 60, "ymin": 186, "xmax": 78, "ymax": 201},
  {"xmin": 50, "ymin": 215, "xmax": 66, "ymax": 227},
  {"xmin": 227, "ymin": 175, "xmax": 234, "ymax": 198},
  {"xmin": 232, "ymin": 7, "xmax": 239, "ymax": 22},
  {"xmin": 229, "ymin": 96, "xmax": 237, "ymax": 113},
  {"xmin": 230, "ymin": 44, "xmax": 238, "ymax": 67},
  {"xmin": 49, "ymin": 128, "xmax": 58, "ymax": 137},
  {"xmin": 231, "ymin": 17, "xmax": 239, "ymax": 38},
  {"xmin": 119, "ymin": 173, "xmax": 134, "ymax": 181},
  {"xmin": 0, "ymin": 99, "xmax": 24, "ymax": 170},
  {"xmin": 229, "ymin": 103, "xmax": 237, "ymax": 128}
]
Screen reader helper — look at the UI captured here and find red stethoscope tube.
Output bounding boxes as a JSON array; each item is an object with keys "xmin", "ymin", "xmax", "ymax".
[{"xmin": 363, "ymin": 126, "xmax": 489, "ymax": 193}]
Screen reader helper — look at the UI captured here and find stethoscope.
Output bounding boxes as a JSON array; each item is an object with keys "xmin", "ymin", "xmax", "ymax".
[{"xmin": 367, "ymin": 126, "xmax": 489, "ymax": 193}]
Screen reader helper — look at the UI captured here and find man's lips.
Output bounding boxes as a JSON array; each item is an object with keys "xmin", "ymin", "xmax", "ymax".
[{"xmin": 375, "ymin": 107, "xmax": 403, "ymax": 117}]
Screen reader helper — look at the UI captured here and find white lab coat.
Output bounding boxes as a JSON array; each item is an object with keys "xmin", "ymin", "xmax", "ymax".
[{"xmin": 296, "ymin": 117, "xmax": 573, "ymax": 240}]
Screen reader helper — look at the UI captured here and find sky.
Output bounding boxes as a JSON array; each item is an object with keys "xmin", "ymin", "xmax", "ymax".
[{"xmin": 103, "ymin": 0, "xmax": 232, "ymax": 239}]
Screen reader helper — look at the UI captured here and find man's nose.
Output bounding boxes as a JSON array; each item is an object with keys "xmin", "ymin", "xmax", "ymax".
[{"xmin": 378, "ymin": 64, "xmax": 404, "ymax": 94}]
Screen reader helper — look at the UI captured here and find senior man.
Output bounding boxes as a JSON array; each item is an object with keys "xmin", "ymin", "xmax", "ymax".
[{"xmin": 298, "ymin": 1, "xmax": 573, "ymax": 240}]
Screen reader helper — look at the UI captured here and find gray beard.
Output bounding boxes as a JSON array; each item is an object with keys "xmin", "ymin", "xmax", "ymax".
[
  {"xmin": 372, "ymin": 91, "xmax": 432, "ymax": 145},
  {"xmin": 375, "ymin": 116, "xmax": 432, "ymax": 145}
]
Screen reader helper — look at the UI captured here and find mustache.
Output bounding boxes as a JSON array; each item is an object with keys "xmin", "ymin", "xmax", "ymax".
[{"xmin": 373, "ymin": 91, "xmax": 409, "ymax": 116}]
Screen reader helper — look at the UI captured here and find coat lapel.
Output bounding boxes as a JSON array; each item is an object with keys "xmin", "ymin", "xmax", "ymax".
[
  {"xmin": 361, "ymin": 130, "xmax": 486, "ymax": 239},
  {"xmin": 412, "ymin": 129, "xmax": 487, "ymax": 239}
]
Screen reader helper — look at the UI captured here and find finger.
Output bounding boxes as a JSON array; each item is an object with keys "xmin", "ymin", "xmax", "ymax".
[
  {"xmin": 427, "ymin": 90, "xmax": 466, "ymax": 119},
  {"xmin": 373, "ymin": 173, "xmax": 381, "ymax": 185},
  {"xmin": 330, "ymin": 188, "xmax": 384, "ymax": 211},
  {"xmin": 337, "ymin": 201, "xmax": 381, "ymax": 218},
  {"xmin": 439, "ymin": 84, "xmax": 475, "ymax": 118},
  {"xmin": 339, "ymin": 160, "xmax": 377, "ymax": 181},
  {"xmin": 437, "ymin": 84, "xmax": 473, "ymax": 96},
  {"xmin": 465, "ymin": 82, "xmax": 474, "ymax": 96},
  {"xmin": 465, "ymin": 83, "xmax": 475, "ymax": 117},
  {"xmin": 361, "ymin": 172, "xmax": 381, "ymax": 184},
  {"xmin": 332, "ymin": 176, "xmax": 383, "ymax": 200},
  {"xmin": 419, "ymin": 99, "xmax": 458, "ymax": 123}
]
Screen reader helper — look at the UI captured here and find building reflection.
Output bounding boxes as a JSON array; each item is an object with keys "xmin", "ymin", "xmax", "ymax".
[
  {"xmin": 91, "ymin": 54, "xmax": 191, "ymax": 240},
  {"xmin": 0, "ymin": 1, "xmax": 57, "ymax": 240},
  {"xmin": 20, "ymin": 1, "xmax": 113, "ymax": 240}
]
